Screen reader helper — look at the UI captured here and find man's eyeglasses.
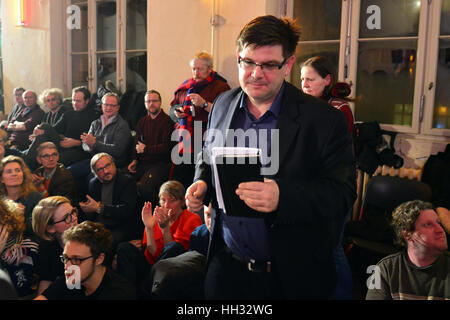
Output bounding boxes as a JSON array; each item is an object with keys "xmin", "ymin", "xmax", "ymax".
[
  {"xmin": 40, "ymin": 152, "xmax": 58, "ymax": 160},
  {"xmin": 238, "ymin": 56, "xmax": 287, "ymax": 72},
  {"xmin": 49, "ymin": 208, "xmax": 77, "ymax": 225},
  {"xmin": 45, "ymin": 98, "xmax": 58, "ymax": 103},
  {"xmin": 96, "ymin": 162, "xmax": 112, "ymax": 174},
  {"xmin": 60, "ymin": 254, "xmax": 93, "ymax": 266},
  {"xmin": 103, "ymin": 103, "xmax": 119, "ymax": 108}
]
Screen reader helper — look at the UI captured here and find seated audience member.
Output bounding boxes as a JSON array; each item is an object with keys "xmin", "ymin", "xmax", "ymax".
[
  {"xmin": 32, "ymin": 196, "xmax": 78, "ymax": 295},
  {"xmin": 300, "ymin": 56, "xmax": 356, "ymax": 133},
  {"xmin": 128, "ymin": 90, "xmax": 174, "ymax": 204},
  {"xmin": 116, "ymin": 180, "xmax": 203, "ymax": 289},
  {"xmin": 32, "ymin": 142, "xmax": 77, "ymax": 203},
  {"xmin": 48, "ymin": 86, "xmax": 99, "ymax": 166},
  {"xmin": 147, "ymin": 203, "xmax": 212, "ymax": 300},
  {"xmin": 189, "ymin": 202, "xmax": 212, "ymax": 256},
  {"xmin": 366, "ymin": 200, "xmax": 449, "ymax": 300},
  {"xmin": 34, "ymin": 221, "xmax": 136, "ymax": 300},
  {"xmin": 170, "ymin": 51, "xmax": 231, "ymax": 190},
  {"xmin": 69, "ymin": 92, "xmax": 131, "ymax": 194},
  {"xmin": 0, "ymin": 87, "xmax": 25, "ymax": 132},
  {"xmin": 5, "ymin": 90, "xmax": 45, "ymax": 151},
  {"xmin": 0, "ymin": 198, "xmax": 39, "ymax": 298},
  {"xmin": 79, "ymin": 153, "xmax": 137, "ymax": 250},
  {"xmin": 0, "ymin": 128, "xmax": 32, "ymax": 167},
  {"xmin": 25, "ymin": 88, "xmax": 70, "ymax": 168},
  {"xmin": 0, "ymin": 155, "xmax": 43, "ymax": 237}
]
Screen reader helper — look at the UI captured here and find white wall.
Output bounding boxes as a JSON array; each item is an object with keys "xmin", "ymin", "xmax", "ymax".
[{"xmin": 147, "ymin": 0, "xmax": 270, "ymax": 111}]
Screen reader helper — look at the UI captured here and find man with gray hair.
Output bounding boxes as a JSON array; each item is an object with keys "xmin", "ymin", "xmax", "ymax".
[
  {"xmin": 79, "ymin": 153, "xmax": 138, "ymax": 251},
  {"xmin": 366, "ymin": 200, "xmax": 449, "ymax": 300},
  {"xmin": 5, "ymin": 90, "xmax": 44, "ymax": 150}
]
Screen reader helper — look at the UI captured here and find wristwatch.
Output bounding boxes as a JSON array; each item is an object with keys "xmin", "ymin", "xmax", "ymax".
[{"xmin": 202, "ymin": 101, "xmax": 208, "ymax": 109}]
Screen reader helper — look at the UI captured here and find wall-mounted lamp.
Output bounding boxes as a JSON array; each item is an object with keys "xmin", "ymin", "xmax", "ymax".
[{"xmin": 17, "ymin": 0, "xmax": 29, "ymax": 26}]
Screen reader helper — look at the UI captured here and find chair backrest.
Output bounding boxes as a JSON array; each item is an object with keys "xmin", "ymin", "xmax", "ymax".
[{"xmin": 363, "ymin": 175, "xmax": 432, "ymax": 215}]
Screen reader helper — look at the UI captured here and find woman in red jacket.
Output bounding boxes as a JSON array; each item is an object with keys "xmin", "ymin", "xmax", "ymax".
[
  {"xmin": 115, "ymin": 180, "xmax": 203, "ymax": 293},
  {"xmin": 300, "ymin": 56, "xmax": 357, "ymax": 134}
]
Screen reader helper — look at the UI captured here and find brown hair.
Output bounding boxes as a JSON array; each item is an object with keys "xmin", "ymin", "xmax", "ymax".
[
  {"xmin": 0, "ymin": 156, "xmax": 37, "ymax": 198},
  {"xmin": 0, "ymin": 197, "xmax": 25, "ymax": 237},
  {"xmin": 62, "ymin": 221, "xmax": 112, "ymax": 265},
  {"xmin": 237, "ymin": 15, "xmax": 301, "ymax": 59},
  {"xmin": 391, "ymin": 200, "xmax": 434, "ymax": 247}
]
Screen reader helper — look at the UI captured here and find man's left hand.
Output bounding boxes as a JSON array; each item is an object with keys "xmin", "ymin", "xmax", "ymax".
[{"xmin": 236, "ymin": 178, "xmax": 279, "ymax": 213}]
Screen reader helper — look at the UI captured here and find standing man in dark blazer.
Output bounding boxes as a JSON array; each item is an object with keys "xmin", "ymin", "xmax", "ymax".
[{"xmin": 186, "ymin": 15, "xmax": 356, "ymax": 299}]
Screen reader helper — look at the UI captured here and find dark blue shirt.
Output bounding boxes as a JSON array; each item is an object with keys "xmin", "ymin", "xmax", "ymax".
[{"xmin": 218, "ymin": 84, "xmax": 284, "ymax": 263}]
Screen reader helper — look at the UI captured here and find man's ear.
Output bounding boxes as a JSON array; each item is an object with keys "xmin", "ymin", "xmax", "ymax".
[
  {"xmin": 402, "ymin": 230, "xmax": 412, "ymax": 242},
  {"xmin": 95, "ymin": 253, "xmax": 105, "ymax": 266},
  {"xmin": 36, "ymin": 156, "xmax": 42, "ymax": 165}
]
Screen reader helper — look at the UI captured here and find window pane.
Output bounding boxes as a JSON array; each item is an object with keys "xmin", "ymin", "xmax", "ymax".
[
  {"xmin": 97, "ymin": 53, "xmax": 117, "ymax": 87},
  {"xmin": 293, "ymin": 0, "xmax": 341, "ymax": 41},
  {"xmin": 291, "ymin": 43, "xmax": 340, "ymax": 89},
  {"xmin": 71, "ymin": 4, "xmax": 88, "ymax": 52},
  {"xmin": 433, "ymin": 39, "xmax": 450, "ymax": 129},
  {"xmin": 355, "ymin": 40, "xmax": 417, "ymax": 125},
  {"xmin": 126, "ymin": 52, "xmax": 147, "ymax": 92},
  {"xmin": 441, "ymin": 0, "xmax": 450, "ymax": 35},
  {"xmin": 126, "ymin": 0, "xmax": 147, "ymax": 50},
  {"xmin": 359, "ymin": 0, "xmax": 420, "ymax": 38},
  {"xmin": 97, "ymin": 1, "xmax": 116, "ymax": 52},
  {"xmin": 72, "ymin": 54, "xmax": 89, "ymax": 88}
]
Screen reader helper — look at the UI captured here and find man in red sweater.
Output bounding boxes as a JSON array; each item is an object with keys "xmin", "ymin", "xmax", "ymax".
[{"xmin": 127, "ymin": 90, "xmax": 175, "ymax": 204}]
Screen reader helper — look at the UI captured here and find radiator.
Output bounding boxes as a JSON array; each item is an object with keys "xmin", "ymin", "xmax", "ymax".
[{"xmin": 373, "ymin": 165, "xmax": 422, "ymax": 181}]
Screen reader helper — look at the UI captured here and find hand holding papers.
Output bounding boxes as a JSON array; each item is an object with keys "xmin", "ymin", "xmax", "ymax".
[{"xmin": 212, "ymin": 147, "xmax": 264, "ymax": 218}]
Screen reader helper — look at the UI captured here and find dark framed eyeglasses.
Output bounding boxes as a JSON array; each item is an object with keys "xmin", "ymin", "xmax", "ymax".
[
  {"xmin": 49, "ymin": 208, "xmax": 78, "ymax": 225},
  {"xmin": 60, "ymin": 254, "xmax": 93, "ymax": 265},
  {"xmin": 40, "ymin": 152, "xmax": 58, "ymax": 160},
  {"xmin": 95, "ymin": 162, "xmax": 112, "ymax": 174},
  {"xmin": 238, "ymin": 56, "xmax": 287, "ymax": 72}
]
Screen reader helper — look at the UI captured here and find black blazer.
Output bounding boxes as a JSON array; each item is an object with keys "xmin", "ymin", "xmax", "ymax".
[
  {"xmin": 85, "ymin": 171, "xmax": 138, "ymax": 235},
  {"xmin": 195, "ymin": 82, "xmax": 356, "ymax": 299}
]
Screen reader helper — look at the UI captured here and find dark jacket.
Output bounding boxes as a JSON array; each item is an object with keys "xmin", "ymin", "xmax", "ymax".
[
  {"xmin": 84, "ymin": 171, "xmax": 137, "ymax": 236},
  {"xmin": 195, "ymin": 82, "xmax": 356, "ymax": 299},
  {"xmin": 34, "ymin": 163, "xmax": 77, "ymax": 203}
]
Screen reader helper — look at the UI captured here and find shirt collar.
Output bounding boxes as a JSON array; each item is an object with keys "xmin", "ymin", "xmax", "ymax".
[{"xmin": 239, "ymin": 82, "xmax": 285, "ymax": 119}]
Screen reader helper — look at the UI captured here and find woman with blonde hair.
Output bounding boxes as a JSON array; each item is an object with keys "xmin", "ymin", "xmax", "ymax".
[
  {"xmin": 32, "ymin": 196, "xmax": 78, "ymax": 294},
  {"xmin": 0, "ymin": 197, "xmax": 39, "ymax": 297},
  {"xmin": 0, "ymin": 155, "xmax": 42, "ymax": 237}
]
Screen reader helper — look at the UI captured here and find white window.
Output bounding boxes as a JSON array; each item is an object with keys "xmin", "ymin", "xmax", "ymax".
[
  {"xmin": 290, "ymin": 0, "xmax": 450, "ymax": 137},
  {"xmin": 67, "ymin": 0, "xmax": 147, "ymax": 93}
]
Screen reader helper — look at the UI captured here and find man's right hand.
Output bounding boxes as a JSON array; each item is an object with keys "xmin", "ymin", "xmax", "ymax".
[{"xmin": 185, "ymin": 180, "xmax": 207, "ymax": 212}]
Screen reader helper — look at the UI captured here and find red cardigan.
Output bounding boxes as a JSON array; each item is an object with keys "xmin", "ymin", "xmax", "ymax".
[{"xmin": 142, "ymin": 209, "xmax": 203, "ymax": 264}]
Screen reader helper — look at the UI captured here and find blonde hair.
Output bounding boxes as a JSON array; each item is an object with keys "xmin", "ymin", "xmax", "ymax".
[
  {"xmin": 32, "ymin": 196, "xmax": 72, "ymax": 241},
  {"xmin": 158, "ymin": 180, "xmax": 185, "ymax": 202},
  {"xmin": 0, "ymin": 197, "xmax": 25, "ymax": 238},
  {"xmin": 0, "ymin": 156, "xmax": 37, "ymax": 198},
  {"xmin": 191, "ymin": 51, "xmax": 213, "ymax": 68}
]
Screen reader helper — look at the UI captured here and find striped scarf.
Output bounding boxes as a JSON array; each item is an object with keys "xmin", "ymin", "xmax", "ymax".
[
  {"xmin": 1, "ymin": 234, "xmax": 39, "ymax": 266},
  {"xmin": 175, "ymin": 71, "xmax": 216, "ymax": 154}
]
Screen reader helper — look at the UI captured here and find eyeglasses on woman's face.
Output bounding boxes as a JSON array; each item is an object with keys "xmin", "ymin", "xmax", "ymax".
[{"xmin": 50, "ymin": 208, "xmax": 78, "ymax": 225}]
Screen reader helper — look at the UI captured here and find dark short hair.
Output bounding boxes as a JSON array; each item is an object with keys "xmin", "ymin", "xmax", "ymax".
[
  {"xmin": 391, "ymin": 200, "xmax": 434, "ymax": 247},
  {"xmin": 236, "ymin": 15, "xmax": 301, "ymax": 59},
  {"xmin": 62, "ymin": 221, "xmax": 112, "ymax": 265},
  {"xmin": 145, "ymin": 90, "xmax": 162, "ymax": 102},
  {"xmin": 72, "ymin": 86, "xmax": 91, "ymax": 101},
  {"xmin": 300, "ymin": 56, "xmax": 336, "ymax": 99}
]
